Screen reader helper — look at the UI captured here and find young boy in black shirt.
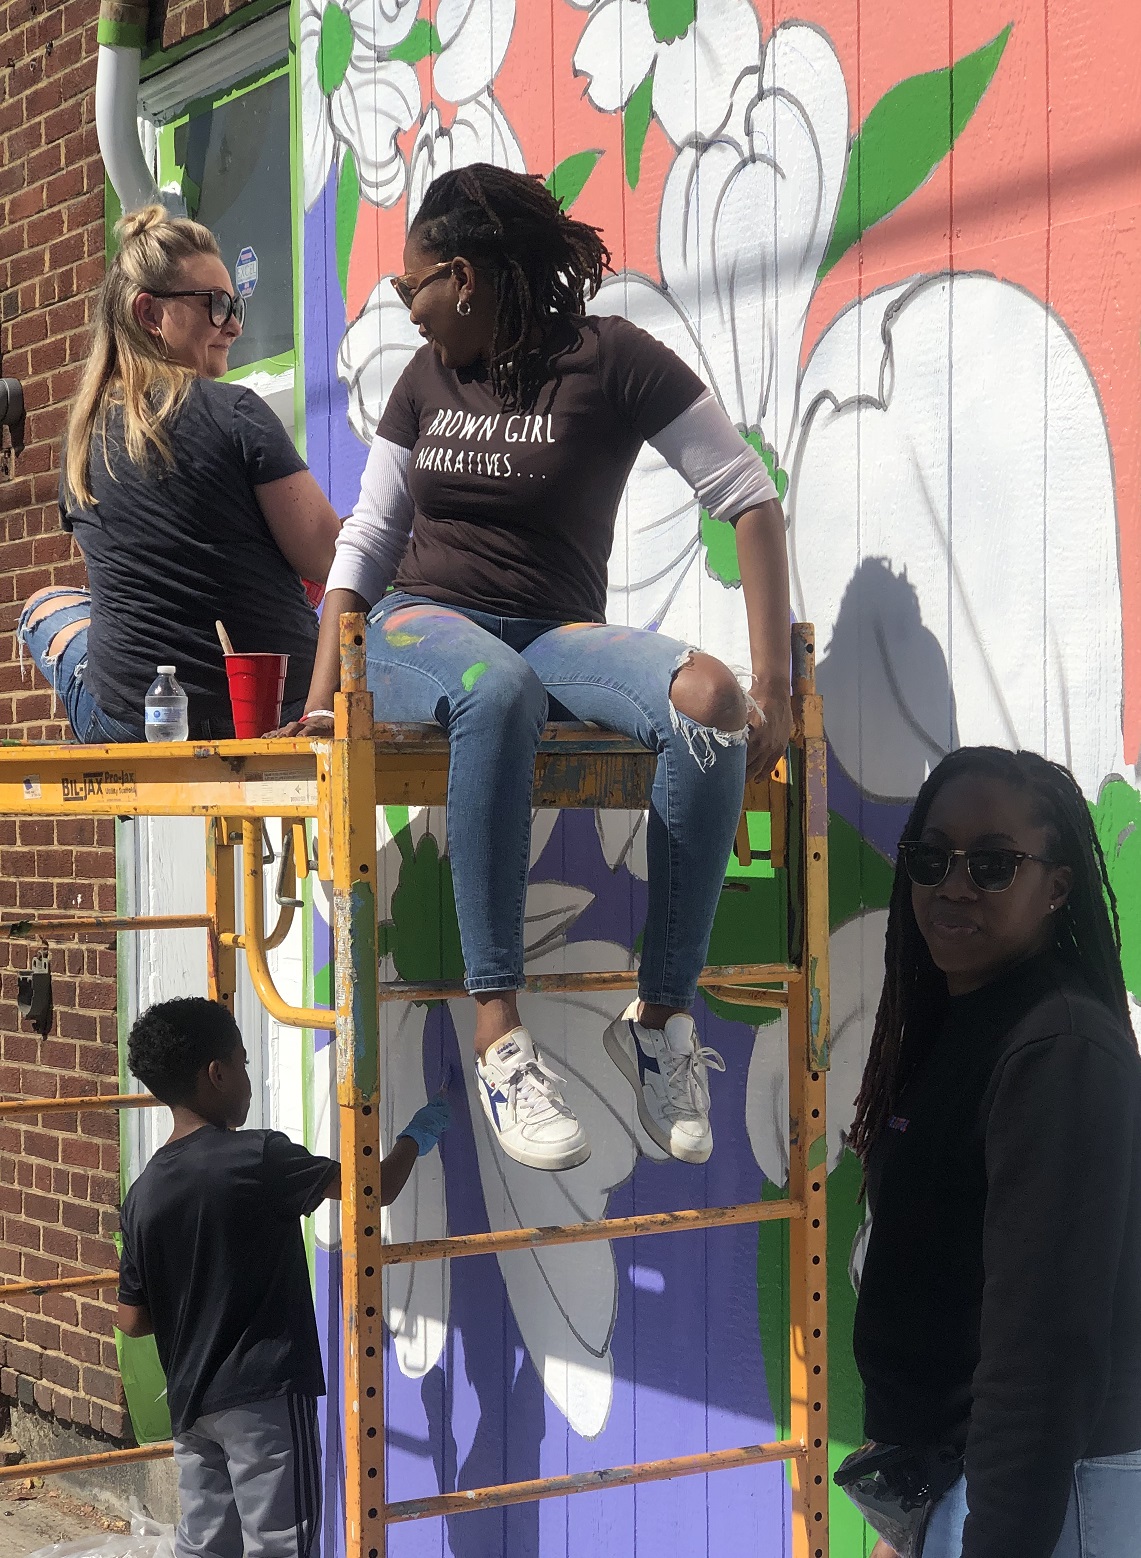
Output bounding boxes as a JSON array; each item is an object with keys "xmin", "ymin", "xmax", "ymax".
[{"xmin": 116, "ymin": 997, "xmax": 449, "ymax": 1558}]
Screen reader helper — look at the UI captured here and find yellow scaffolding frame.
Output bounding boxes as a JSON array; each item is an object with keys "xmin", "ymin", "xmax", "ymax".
[{"xmin": 0, "ymin": 616, "xmax": 830, "ymax": 1558}]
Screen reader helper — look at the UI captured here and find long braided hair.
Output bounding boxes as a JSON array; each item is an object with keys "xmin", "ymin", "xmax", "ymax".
[
  {"xmin": 409, "ymin": 163, "xmax": 611, "ymax": 410},
  {"xmin": 848, "ymin": 747, "xmax": 1131, "ymax": 1164}
]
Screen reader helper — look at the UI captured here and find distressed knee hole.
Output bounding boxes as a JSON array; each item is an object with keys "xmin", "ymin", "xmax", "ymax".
[
  {"xmin": 669, "ymin": 651, "xmax": 749, "ymax": 732},
  {"xmin": 46, "ymin": 618, "xmax": 89, "ymax": 661},
  {"xmin": 24, "ymin": 592, "xmax": 89, "ymax": 631}
]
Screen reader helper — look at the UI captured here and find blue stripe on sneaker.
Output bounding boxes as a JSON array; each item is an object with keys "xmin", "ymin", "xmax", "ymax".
[
  {"xmin": 630, "ymin": 1020, "xmax": 660, "ymax": 1086},
  {"xmin": 482, "ymin": 1077, "xmax": 508, "ymax": 1129}
]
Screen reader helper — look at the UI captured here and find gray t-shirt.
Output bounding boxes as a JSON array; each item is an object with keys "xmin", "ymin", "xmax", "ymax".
[{"xmin": 61, "ymin": 379, "xmax": 317, "ymax": 733}]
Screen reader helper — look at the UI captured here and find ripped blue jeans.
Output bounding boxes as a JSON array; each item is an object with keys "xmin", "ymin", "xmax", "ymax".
[
  {"xmin": 367, "ymin": 592, "xmax": 748, "ymax": 1004},
  {"xmin": 16, "ymin": 586, "xmax": 142, "ymax": 742}
]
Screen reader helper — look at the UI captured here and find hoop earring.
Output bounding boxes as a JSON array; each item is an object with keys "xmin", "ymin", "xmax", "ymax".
[{"xmin": 456, "ymin": 298, "xmax": 472, "ymax": 317}]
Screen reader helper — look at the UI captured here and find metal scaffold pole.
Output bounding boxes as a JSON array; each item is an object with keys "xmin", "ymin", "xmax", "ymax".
[
  {"xmin": 330, "ymin": 614, "xmax": 384, "ymax": 1558},
  {"xmin": 0, "ymin": 617, "xmax": 830, "ymax": 1558},
  {"xmin": 787, "ymin": 625, "xmax": 831, "ymax": 1558}
]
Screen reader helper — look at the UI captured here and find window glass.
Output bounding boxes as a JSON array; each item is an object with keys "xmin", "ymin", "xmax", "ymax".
[{"xmin": 171, "ymin": 70, "xmax": 293, "ymax": 373}]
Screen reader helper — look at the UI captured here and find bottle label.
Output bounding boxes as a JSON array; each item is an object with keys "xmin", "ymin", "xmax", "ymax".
[{"xmin": 146, "ymin": 706, "xmax": 185, "ymax": 724}]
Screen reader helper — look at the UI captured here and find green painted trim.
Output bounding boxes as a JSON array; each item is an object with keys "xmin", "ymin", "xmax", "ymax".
[
  {"xmin": 114, "ymin": 821, "xmax": 174, "ymax": 1445},
  {"xmin": 176, "ymin": 55, "xmax": 289, "ymax": 126},
  {"xmin": 288, "ymin": 0, "xmax": 307, "ymax": 457},
  {"xmin": 220, "ymin": 350, "xmax": 295, "ymax": 382},
  {"xmin": 155, "ymin": 52, "xmax": 290, "ymax": 194},
  {"xmin": 98, "ymin": 18, "xmax": 147, "ymax": 48},
  {"xmin": 104, "ymin": 176, "xmax": 122, "ymax": 265},
  {"xmin": 140, "ymin": 0, "xmax": 289, "ymax": 74}
]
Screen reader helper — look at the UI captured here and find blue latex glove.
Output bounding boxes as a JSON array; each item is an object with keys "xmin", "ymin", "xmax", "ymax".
[{"xmin": 397, "ymin": 1094, "xmax": 451, "ymax": 1157}]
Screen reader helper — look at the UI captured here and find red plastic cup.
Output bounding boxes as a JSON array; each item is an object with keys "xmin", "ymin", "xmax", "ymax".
[{"xmin": 224, "ymin": 653, "xmax": 289, "ymax": 738}]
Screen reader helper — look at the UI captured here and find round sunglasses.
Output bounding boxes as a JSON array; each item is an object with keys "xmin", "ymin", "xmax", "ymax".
[
  {"xmin": 149, "ymin": 287, "xmax": 246, "ymax": 328},
  {"xmin": 899, "ymin": 841, "xmax": 1056, "ymax": 893}
]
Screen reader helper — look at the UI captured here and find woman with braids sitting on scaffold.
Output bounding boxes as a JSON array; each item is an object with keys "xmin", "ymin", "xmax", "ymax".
[
  {"xmin": 841, "ymin": 746, "xmax": 1141, "ymax": 1558},
  {"xmin": 278, "ymin": 164, "xmax": 792, "ymax": 1174}
]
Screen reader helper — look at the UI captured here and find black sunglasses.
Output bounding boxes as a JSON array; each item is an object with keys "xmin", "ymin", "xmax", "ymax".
[
  {"xmin": 899, "ymin": 841, "xmax": 1056, "ymax": 893},
  {"xmin": 149, "ymin": 288, "xmax": 246, "ymax": 328}
]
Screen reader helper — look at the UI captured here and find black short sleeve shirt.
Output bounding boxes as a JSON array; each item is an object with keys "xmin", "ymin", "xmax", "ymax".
[
  {"xmin": 118, "ymin": 1126, "xmax": 336, "ymax": 1434},
  {"xmin": 61, "ymin": 380, "xmax": 317, "ymax": 731}
]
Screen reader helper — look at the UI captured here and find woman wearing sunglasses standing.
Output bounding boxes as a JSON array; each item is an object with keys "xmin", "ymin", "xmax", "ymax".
[
  {"xmin": 841, "ymin": 746, "xmax": 1141, "ymax": 1558},
  {"xmin": 18, "ymin": 204, "xmax": 341, "ymax": 740},
  {"xmin": 281, "ymin": 163, "xmax": 792, "ymax": 1173}
]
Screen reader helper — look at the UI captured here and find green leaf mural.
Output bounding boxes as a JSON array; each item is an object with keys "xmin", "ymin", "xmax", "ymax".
[
  {"xmin": 379, "ymin": 814, "xmax": 465, "ymax": 990},
  {"xmin": 624, "ymin": 71, "xmax": 655, "ymax": 190},
  {"xmin": 546, "ymin": 150, "xmax": 604, "ymax": 211},
  {"xmin": 389, "ymin": 18, "xmax": 441, "ymax": 64},
  {"xmin": 335, "ymin": 146, "xmax": 361, "ymax": 304},
  {"xmin": 647, "ymin": 0, "xmax": 695, "ymax": 45},
  {"xmin": 1093, "ymin": 779, "xmax": 1141, "ymax": 1001},
  {"xmin": 700, "ymin": 434, "xmax": 788, "ymax": 587},
  {"xmin": 819, "ymin": 25, "xmax": 1012, "ymax": 278},
  {"xmin": 316, "ymin": 1, "xmax": 353, "ymax": 95}
]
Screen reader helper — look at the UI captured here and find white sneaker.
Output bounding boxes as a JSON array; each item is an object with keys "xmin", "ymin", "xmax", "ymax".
[
  {"xmin": 475, "ymin": 1028, "xmax": 591, "ymax": 1171},
  {"xmin": 603, "ymin": 1002, "xmax": 726, "ymax": 1163}
]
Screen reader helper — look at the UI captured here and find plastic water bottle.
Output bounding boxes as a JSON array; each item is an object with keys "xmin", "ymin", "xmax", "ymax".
[{"xmin": 145, "ymin": 666, "xmax": 188, "ymax": 743}]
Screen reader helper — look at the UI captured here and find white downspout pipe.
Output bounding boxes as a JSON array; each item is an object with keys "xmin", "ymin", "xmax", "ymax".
[{"xmin": 94, "ymin": 2, "xmax": 185, "ymax": 217}]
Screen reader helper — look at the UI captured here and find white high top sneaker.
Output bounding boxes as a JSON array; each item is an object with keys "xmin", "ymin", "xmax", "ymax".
[
  {"xmin": 603, "ymin": 1002, "xmax": 726, "ymax": 1163},
  {"xmin": 475, "ymin": 1028, "xmax": 591, "ymax": 1171}
]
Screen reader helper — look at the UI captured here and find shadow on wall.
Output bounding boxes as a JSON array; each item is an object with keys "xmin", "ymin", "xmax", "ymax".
[{"xmin": 817, "ymin": 558, "xmax": 958, "ymax": 803}]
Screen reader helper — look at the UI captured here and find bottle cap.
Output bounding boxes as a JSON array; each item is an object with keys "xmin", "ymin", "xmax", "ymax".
[{"xmin": 157, "ymin": 665, "xmax": 176, "ymax": 675}]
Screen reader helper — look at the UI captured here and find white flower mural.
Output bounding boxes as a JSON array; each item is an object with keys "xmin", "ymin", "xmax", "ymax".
[
  {"xmin": 589, "ymin": 20, "xmax": 1123, "ymax": 809},
  {"xmin": 299, "ymin": 0, "xmax": 421, "ymax": 210},
  {"xmin": 304, "ymin": 0, "xmax": 1131, "ymax": 1472},
  {"xmin": 790, "ymin": 273, "xmax": 1124, "ymax": 801},
  {"xmin": 407, "ymin": 93, "xmax": 526, "ymax": 228},
  {"xmin": 434, "ymin": 0, "xmax": 517, "ymax": 105},
  {"xmin": 338, "ymin": 281, "xmax": 421, "ymax": 443},
  {"xmin": 572, "ymin": 0, "xmax": 761, "ymax": 146}
]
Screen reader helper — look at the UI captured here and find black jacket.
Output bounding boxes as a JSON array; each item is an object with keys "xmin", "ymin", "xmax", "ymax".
[{"xmin": 854, "ymin": 953, "xmax": 1141, "ymax": 1557}]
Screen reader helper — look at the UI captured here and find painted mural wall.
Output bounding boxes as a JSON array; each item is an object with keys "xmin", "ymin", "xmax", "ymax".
[{"xmin": 292, "ymin": 1, "xmax": 1141, "ymax": 1555}]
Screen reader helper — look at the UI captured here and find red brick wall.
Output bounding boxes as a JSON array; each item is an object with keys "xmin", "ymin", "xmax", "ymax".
[{"xmin": 0, "ymin": 0, "xmax": 262, "ymax": 1446}]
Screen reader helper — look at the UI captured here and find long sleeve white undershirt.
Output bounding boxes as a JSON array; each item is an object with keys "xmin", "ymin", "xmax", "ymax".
[{"xmin": 325, "ymin": 389, "xmax": 779, "ymax": 607}]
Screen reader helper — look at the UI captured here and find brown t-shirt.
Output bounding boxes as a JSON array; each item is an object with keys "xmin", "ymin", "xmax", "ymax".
[{"xmin": 377, "ymin": 314, "xmax": 705, "ymax": 622}]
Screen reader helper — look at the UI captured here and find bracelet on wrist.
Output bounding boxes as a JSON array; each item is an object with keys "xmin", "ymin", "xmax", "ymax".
[{"xmin": 302, "ymin": 708, "xmax": 335, "ymax": 721}]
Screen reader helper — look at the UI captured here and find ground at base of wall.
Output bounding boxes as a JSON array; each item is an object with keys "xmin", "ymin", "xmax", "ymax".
[
  {"xmin": 6, "ymin": 1407, "xmax": 178, "ymax": 1528},
  {"xmin": 0, "ymin": 1483, "xmax": 127, "ymax": 1558}
]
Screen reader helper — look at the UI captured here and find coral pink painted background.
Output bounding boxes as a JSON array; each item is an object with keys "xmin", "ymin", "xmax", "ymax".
[{"xmin": 348, "ymin": 0, "xmax": 1141, "ymax": 761}]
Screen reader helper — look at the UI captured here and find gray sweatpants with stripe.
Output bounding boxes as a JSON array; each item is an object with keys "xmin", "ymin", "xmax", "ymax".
[{"xmin": 173, "ymin": 1394, "xmax": 321, "ymax": 1558}]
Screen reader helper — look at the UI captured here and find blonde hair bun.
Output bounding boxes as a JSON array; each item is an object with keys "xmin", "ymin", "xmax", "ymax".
[{"xmin": 115, "ymin": 203, "xmax": 172, "ymax": 244}]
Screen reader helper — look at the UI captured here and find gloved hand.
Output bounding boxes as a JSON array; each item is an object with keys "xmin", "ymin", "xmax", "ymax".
[{"xmin": 397, "ymin": 1093, "xmax": 451, "ymax": 1157}]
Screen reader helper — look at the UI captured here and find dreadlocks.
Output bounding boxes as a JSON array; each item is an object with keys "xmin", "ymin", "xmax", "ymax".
[
  {"xmin": 848, "ymin": 746, "xmax": 1131, "ymax": 1164},
  {"xmin": 410, "ymin": 163, "xmax": 611, "ymax": 411}
]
